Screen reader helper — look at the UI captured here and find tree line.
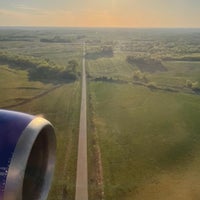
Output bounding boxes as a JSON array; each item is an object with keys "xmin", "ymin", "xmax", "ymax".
[
  {"xmin": 0, "ymin": 52, "xmax": 80, "ymax": 83},
  {"xmin": 40, "ymin": 36, "xmax": 73, "ymax": 43},
  {"xmin": 126, "ymin": 55, "xmax": 167, "ymax": 73}
]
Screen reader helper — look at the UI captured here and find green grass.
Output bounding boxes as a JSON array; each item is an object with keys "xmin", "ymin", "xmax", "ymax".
[
  {"xmin": 88, "ymin": 81, "xmax": 200, "ymax": 200},
  {"xmin": 86, "ymin": 54, "xmax": 200, "ymax": 94},
  {"xmin": 150, "ymin": 61, "xmax": 200, "ymax": 88},
  {"xmin": 86, "ymin": 55, "xmax": 133, "ymax": 81},
  {"xmin": 0, "ymin": 64, "xmax": 53, "ymax": 107},
  {"xmin": 86, "ymin": 35, "xmax": 200, "ymax": 199},
  {"xmin": 14, "ymin": 82, "xmax": 81, "ymax": 200}
]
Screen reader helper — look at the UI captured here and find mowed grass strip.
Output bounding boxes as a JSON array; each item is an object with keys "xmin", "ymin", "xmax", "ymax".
[{"xmin": 88, "ymin": 81, "xmax": 200, "ymax": 200}]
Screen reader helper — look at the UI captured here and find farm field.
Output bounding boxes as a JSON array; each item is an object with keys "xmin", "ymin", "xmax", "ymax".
[
  {"xmin": 88, "ymin": 81, "xmax": 200, "ymax": 200},
  {"xmin": 0, "ymin": 27, "xmax": 200, "ymax": 200}
]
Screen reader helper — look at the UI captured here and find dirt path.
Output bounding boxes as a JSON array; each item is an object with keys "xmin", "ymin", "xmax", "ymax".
[
  {"xmin": 75, "ymin": 43, "xmax": 88, "ymax": 200},
  {"xmin": 1, "ymin": 84, "xmax": 62, "ymax": 109}
]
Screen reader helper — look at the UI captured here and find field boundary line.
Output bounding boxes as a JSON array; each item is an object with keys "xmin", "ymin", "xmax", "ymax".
[{"xmin": 1, "ymin": 84, "xmax": 62, "ymax": 109}]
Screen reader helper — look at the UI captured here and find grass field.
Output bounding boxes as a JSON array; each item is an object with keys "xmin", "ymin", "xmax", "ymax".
[
  {"xmin": 14, "ymin": 82, "xmax": 81, "ymax": 200},
  {"xmin": 86, "ymin": 55, "xmax": 133, "ymax": 81},
  {"xmin": 88, "ymin": 81, "xmax": 200, "ymax": 200}
]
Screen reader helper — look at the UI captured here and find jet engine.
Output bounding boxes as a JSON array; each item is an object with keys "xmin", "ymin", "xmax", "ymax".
[{"xmin": 0, "ymin": 109, "xmax": 56, "ymax": 200}]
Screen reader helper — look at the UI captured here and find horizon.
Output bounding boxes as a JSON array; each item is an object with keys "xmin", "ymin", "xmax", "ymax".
[{"xmin": 0, "ymin": 26, "xmax": 200, "ymax": 29}]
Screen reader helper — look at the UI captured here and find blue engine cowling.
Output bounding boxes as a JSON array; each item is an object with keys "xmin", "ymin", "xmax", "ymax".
[{"xmin": 0, "ymin": 109, "xmax": 56, "ymax": 200}]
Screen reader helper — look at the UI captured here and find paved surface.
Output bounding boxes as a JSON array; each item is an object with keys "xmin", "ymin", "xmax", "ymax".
[{"xmin": 75, "ymin": 43, "xmax": 88, "ymax": 200}]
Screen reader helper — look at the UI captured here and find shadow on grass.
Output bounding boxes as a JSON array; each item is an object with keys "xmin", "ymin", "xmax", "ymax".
[
  {"xmin": 157, "ymin": 135, "xmax": 199, "ymax": 170},
  {"xmin": 0, "ymin": 61, "xmax": 76, "ymax": 85}
]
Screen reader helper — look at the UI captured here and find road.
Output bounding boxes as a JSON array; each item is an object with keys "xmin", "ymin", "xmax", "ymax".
[{"xmin": 75, "ymin": 43, "xmax": 88, "ymax": 200}]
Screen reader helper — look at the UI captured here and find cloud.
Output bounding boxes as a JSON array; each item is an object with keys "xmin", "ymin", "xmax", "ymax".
[
  {"xmin": 14, "ymin": 4, "xmax": 49, "ymax": 15},
  {"xmin": 0, "ymin": 8, "xmax": 73, "ymax": 26},
  {"xmin": 16, "ymin": 5, "xmax": 40, "ymax": 12},
  {"xmin": 0, "ymin": 9, "xmax": 22, "ymax": 16}
]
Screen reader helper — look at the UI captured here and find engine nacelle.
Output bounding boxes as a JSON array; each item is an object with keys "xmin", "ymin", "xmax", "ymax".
[{"xmin": 0, "ymin": 110, "xmax": 56, "ymax": 200}]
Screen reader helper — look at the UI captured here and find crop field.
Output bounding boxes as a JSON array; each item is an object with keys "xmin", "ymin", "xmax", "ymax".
[{"xmin": 1, "ymin": 27, "xmax": 200, "ymax": 200}]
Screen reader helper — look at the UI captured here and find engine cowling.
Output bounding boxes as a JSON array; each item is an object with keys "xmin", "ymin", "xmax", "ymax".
[{"xmin": 0, "ymin": 109, "xmax": 56, "ymax": 200}]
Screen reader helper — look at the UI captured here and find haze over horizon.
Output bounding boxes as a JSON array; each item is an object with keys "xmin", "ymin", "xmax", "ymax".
[{"xmin": 0, "ymin": 0, "xmax": 200, "ymax": 28}]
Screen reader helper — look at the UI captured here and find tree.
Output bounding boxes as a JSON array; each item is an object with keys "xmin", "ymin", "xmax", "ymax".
[
  {"xmin": 185, "ymin": 80, "xmax": 199, "ymax": 88},
  {"xmin": 68, "ymin": 60, "xmax": 78, "ymax": 72},
  {"xmin": 133, "ymin": 70, "xmax": 149, "ymax": 83},
  {"xmin": 60, "ymin": 60, "xmax": 80, "ymax": 81},
  {"xmin": 185, "ymin": 80, "xmax": 193, "ymax": 88}
]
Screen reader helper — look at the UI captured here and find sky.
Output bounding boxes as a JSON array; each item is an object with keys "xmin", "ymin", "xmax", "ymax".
[{"xmin": 0, "ymin": 0, "xmax": 200, "ymax": 27}]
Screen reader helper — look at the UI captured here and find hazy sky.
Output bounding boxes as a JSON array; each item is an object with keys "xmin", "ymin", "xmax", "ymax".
[{"xmin": 0, "ymin": 0, "xmax": 200, "ymax": 27}]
